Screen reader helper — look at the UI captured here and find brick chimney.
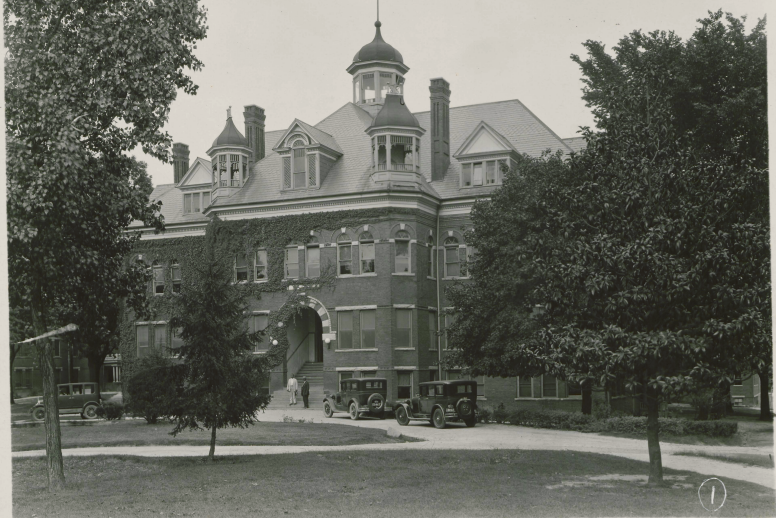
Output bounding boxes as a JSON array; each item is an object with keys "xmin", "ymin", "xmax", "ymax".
[
  {"xmin": 429, "ymin": 78, "xmax": 451, "ymax": 181},
  {"xmin": 172, "ymin": 143, "xmax": 189, "ymax": 184},
  {"xmin": 244, "ymin": 105, "xmax": 266, "ymax": 161}
]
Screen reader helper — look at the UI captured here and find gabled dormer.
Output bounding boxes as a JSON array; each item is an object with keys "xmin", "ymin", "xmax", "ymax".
[
  {"xmin": 178, "ymin": 158, "xmax": 213, "ymax": 215},
  {"xmin": 272, "ymin": 119, "xmax": 343, "ymax": 191},
  {"xmin": 453, "ymin": 121, "xmax": 519, "ymax": 188},
  {"xmin": 208, "ymin": 108, "xmax": 252, "ymax": 202}
]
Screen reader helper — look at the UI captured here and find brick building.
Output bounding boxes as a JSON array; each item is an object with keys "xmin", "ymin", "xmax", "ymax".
[{"xmin": 124, "ymin": 16, "xmax": 588, "ymax": 413}]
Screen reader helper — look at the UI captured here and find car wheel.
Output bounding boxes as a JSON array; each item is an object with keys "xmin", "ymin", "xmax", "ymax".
[
  {"xmin": 395, "ymin": 406, "xmax": 409, "ymax": 426},
  {"xmin": 32, "ymin": 407, "xmax": 45, "ymax": 422},
  {"xmin": 367, "ymin": 393, "xmax": 385, "ymax": 413},
  {"xmin": 349, "ymin": 402, "xmax": 360, "ymax": 420},
  {"xmin": 433, "ymin": 408, "xmax": 446, "ymax": 429},
  {"xmin": 464, "ymin": 418, "xmax": 476, "ymax": 427},
  {"xmin": 82, "ymin": 404, "xmax": 99, "ymax": 420},
  {"xmin": 456, "ymin": 399, "xmax": 474, "ymax": 419},
  {"xmin": 323, "ymin": 401, "xmax": 334, "ymax": 418}
]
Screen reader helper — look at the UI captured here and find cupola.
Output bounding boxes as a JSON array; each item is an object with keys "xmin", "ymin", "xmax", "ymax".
[
  {"xmin": 347, "ymin": 19, "xmax": 409, "ymax": 106},
  {"xmin": 207, "ymin": 107, "xmax": 252, "ymax": 202},
  {"xmin": 366, "ymin": 92, "xmax": 426, "ymax": 190}
]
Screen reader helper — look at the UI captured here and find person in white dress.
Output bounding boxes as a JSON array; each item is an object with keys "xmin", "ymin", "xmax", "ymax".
[{"xmin": 286, "ymin": 375, "xmax": 298, "ymax": 405}]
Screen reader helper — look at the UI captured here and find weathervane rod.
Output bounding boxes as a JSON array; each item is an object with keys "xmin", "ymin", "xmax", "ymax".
[{"xmin": 377, "ymin": 0, "xmax": 379, "ymax": 22}]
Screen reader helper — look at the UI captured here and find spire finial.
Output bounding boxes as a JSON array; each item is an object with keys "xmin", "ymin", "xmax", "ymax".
[
  {"xmin": 227, "ymin": 106, "xmax": 232, "ymax": 119},
  {"xmin": 375, "ymin": 0, "xmax": 381, "ymax": 27}
]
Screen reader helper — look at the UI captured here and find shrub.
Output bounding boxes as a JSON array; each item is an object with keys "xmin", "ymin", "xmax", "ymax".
[
  {"xmin": 492, "ymin": 403, "xmax": 509, "ymax": 424},
  {"xmin": 125, "ymin": 352, "xmax": 179, "ymax": 424},
  {"xmin": 96, "ymin": 401, "xmax": 124, "ymax": 421},
  {"xmin": 507, "ymin": 409, "xmax": 595, "ymax": 430},
  {"xmin": 477, "ymin": 407, "xmax": 491, "ymax": 423},
  {"xmin": 592, "ymin": 398, "xmax": 611, "ymax": 420}
]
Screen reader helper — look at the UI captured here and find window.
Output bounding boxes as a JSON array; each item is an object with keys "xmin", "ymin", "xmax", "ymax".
[
  {"xmin": 461, "ymin": 159, "xmax": 506, "ymax": 187},
  {"xmin": 172, "ymin": 327, "xmax": 184, "ymax": 353},
  {"xmin": 567, "ymin": 380, "xmax": 582, "ymax": 397},
  {"xmin": 171, "ymin": 261, "xmax": 181, "ymax": 293},
  {"xmin": 153, "ymin": 261, "xmax": 165, "ymax": 294},
  {"xmin": 361, "ymin": 310, "xmax": 375, "ymax": 349},
  {"xmin": 203, "ymin": 191, "xmax": 211, "ymax": 208},
  {"xmin": 397, "ymin": 372, "xmax": 412, "ymax": 399},
  {"xmin": 362, "ymin": 73, "xmax": 375, "ymax": 102},
  {"xmin": 429, "ymin": 311, "xmax": 438, "ymax": 350},
  {"xmin": 249, "ymin": 314, "xmax": 269, "ymax": 352},
  {"xmin": 517, "ymin": 375, "xmax": 564, "ymax": 398},
  {"xmin": 53, "ymin": 339, "xmax": 62, "ymax": 358},
  {"xmin": 379, "ymin": 71, "xmax": 393, "ymax": 99},
  {"xmin": 292, "ymin": 141, "xmax": 306, "ymax": 188},
  {"xmin": 427, "ymin": 236, "xmax": 436, "ymax": 278},
  {"xmin": 183, "ymin": 192, "xmax": 209, "ymax": 214},
  {"xmin": 14, "ymin": 368, "xmax": 32, "ymax": 389},
  {"xmin": 474, "ymin": 376, "xmax": 485, "ymax": 395},
  {"xmin": 59, "ymin": 385, "xmax": 70, "ymax": 395},
  {"xmin": 338, "ymin": 311, "xmax": 353, "ymax": 349},
  {"xmin": 306, "ymin": 238, "xmax": 320, "ymax": 278},
  {"xmin": 359, "ymin": 232, "xmax": 375, "ymax": 273},
  {"xmin": 285, "ymin": 246, "xmax": 299, "ymax": 279},
  {"xmin": 154, "ymin": 324, "xmax": 167, "ymax": 350},
  {"xmin": 235, "ymin": 254, "xmax": 248, "ymax": 282},
  {"xmin": 429, "ymin": 369, "xmax": 439, "ymax": 382},
  {"xmin": 337, "ymin": 234, "xmax": 352, "ymax": 275},
  {"xmin": 255, "ymin": 250, "xmax": 268, "ymax": 281},
  {"xmin": 734, "ymin": 375, "xmax": 743, "ymax": 386},
  {"xmin": 395, "ymin": 230, "xmax": 411, "ymax": 273},
  {"xmin": 136, "ymin": 325, "xmax": 149, "ymax": 355},
  {"xmin": 444, "ymin": 237, "xmax": 462, "ymax": 277},
  {"xmin": 72, "ymin": 384, "xmax": 83, "ymax": 395},
  {"xmin": 396, "ymin": 309, "xmax": 412, "ymax": 348},
  {"xmin": 338, "ymin": 371, "xmax": 354, "ymax": 384}
]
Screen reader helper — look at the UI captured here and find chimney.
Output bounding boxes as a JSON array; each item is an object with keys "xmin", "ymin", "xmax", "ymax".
[
  {"xmin": 429, "ymin": 78, "xmax": 451, "ymax": 181},
  {"xmin": 244, "ymin": 105, "xmax": 266, "ymax": 161},
  {"xmin": 172, "ymin": 143, "xmax": 189, "ymax": 184}
]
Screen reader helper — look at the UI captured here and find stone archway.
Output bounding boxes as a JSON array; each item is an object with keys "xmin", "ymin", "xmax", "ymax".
[{"xmin": 304, "ymin": 297, "xmax": 334, "ymax": 342}]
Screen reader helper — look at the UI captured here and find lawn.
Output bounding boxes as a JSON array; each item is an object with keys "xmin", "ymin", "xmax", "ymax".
[
  {"xmin": 12, "ymin": 450, "xmax": 776, "ymax": 517},
  {"xmin": 12, "ymin": 419, "xmax": 413, "ymax": 451}
]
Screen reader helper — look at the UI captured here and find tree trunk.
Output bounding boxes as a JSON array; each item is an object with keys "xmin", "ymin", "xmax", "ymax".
[
  {"xmin": 10, "ymin": 345, "xmax": 19, "ymax": 405},
  {"xmin": 31, "ymin": 283, "xmax": 66, "ymax": 491},
  {"xmin": 758, "ymin": 368, "xmax": 771, "ymax": 421},
  {"xmin": 87, "ymin": 353, "xmax": 106, "ymax": 398},
  {"xmin": 645, "ymin": 384, "xmax": 664, "ymax": 486},
  {"xmin": 581, "ymin": 380, "xmax": 592, "ymax": 415},
  {"xmin": 209, "ymin": 424, "xmax": 217, "ymax": 460}
]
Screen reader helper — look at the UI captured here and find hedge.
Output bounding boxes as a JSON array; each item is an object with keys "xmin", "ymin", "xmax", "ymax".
[{"xmin": 501, "ymin": 409, "xmax": 738, "ymax": 437}]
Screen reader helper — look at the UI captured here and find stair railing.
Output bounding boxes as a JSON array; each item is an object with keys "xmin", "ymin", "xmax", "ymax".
[{"xmin": 287, "ymin": 332, "xmax": 314, "ymax": 380}]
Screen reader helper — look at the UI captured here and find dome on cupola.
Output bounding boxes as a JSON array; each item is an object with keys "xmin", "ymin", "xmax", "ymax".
[
  {"xmin": 371, "ymin": 93, "xmax": 421, "ymax": 129},
  {"xmin": 211, "ymin": 108, "xmax": 249, "ymax": 148},
  {"xmin": 353, "ymin": 21, "xmax": 404, "ymax": 65}
]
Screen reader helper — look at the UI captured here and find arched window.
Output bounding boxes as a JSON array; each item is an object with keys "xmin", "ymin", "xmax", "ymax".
[
  {"xmin": 394, "ymin": 230, "xmax": 411, "ymax": 273},
  {"xmin": 444, "ymin": 237, "xmax": 462, "ymax": 278},
  {"xmin": 427, "ymin": 236, "xmax": 436, "ymax": 278},
  {"xmin": 152, "ymin": 261, "xmax": 165, "ymax": 294},
  {"xmin": 285, "ymin": 244, "xmax": 299, "ymax": 279},
  {"xmin": 292, "ymin": 140, "xmax": 306, "ymax": 189},
  {"xmin": 337, "ymin": 234, "xmax": 352, "ymax": 275},
  {"xmin": 306, "ymin": 237, "xmax": 320, "ymax": 278},
  {"xmin": 359, "ymin": 232, "xmax": 375, "ymax": 274},
  {"xmin": 171, "ymin": 260, "xmax": 181, "ymax": 293}
]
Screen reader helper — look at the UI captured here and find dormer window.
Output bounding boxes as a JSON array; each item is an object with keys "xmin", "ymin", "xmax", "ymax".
[
  {"xmin": 461, "ymin": 159, "xmax": 506, "ymax": 187},
  {"xmin": 183, "ymin": 191, "xmax": 211, "ymax": 214},
  {"xmin": 292, "ymin": 141, "xmax": 307, "ymax": 189}
]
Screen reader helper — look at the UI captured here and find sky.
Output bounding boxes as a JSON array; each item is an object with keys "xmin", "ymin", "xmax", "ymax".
[{"xmin": 134, "ymin": 0, "xmax": 769, "ymax": 187}]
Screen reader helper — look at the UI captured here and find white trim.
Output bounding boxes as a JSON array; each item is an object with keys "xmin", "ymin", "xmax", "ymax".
[
  {"xmin": 251, "ymin": 310, "xmax": 270, "ymax": 315},
  {"xmin": 392, "ymin": 304, "xmax": 415, "ymax": 309},
  {"xmin": 427, "ymin": 307, "xmax": 438, "ymax": 312},
  {"xmin": 392, "ymin": 273, "xmax": 414, "ymax": 277},
  {"xmin": 336, "ymin": 366, "xmax": 379, "ymax": 371},
  {"xmin": 335, "ymin": 349, "xmax": 378, "ymax": 353},
  {"xmin": 335, "ymin": 305, "xmax": 377, "ymax": 311},
  {"xmin": 394, "ymin": 366, "xmax": 417, "ymax": 371},
  {"xmin": 394, "ymin": 348, "xmax": 416, "ymax": 351}
]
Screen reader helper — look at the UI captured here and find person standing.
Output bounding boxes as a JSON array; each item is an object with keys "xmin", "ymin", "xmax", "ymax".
[
  {"xmin": 287, "ymin": 374, "xmax": 298, "ymax": 405},
  {"xmin": 301, "ymin": 376, "xmax": 310, "ymax": 408}
]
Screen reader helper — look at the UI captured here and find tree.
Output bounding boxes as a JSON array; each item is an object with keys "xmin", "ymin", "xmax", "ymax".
[
  {"xmin": 5, "ymin": 0, "xmax": 207, "ymax": 490},
  {"xmin": 446, "ymin": 11, "xmax": 768, "ymax": 486},
  {"xmin": 166, "ymin": 221, "xmax": 276, "ymax": 461}
]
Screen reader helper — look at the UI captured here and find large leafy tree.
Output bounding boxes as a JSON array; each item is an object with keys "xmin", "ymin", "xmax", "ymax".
[
  {"xmin": 5, "ymin": 0, "xmax": 207, "ymax": 490},
  {"xmin": 446, "ymin": 11, "xmax": 768, "ymax": 486}
]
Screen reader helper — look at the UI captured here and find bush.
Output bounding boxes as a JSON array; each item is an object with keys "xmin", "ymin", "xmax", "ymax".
[
  {"xmin": 492, "ymin": 403, "xmax": 509, "ymax": 424},
  {"xmin": 592, "ymin": 398, "xmax": 611, "ymax": 420},
  {"xmin": 477, "ymin": 407, "xmax": 491, "ymax": 423},
  {"xmin": 125, "ymin": 352, "xmax": 179, "ymax": 424},
  {"xmin": 508, "ymin": 409, "xmax": 595, "ymax": 431},
  {"xmin": 96, "ymin": 401, "xmax": 124, "ymax": 421}
]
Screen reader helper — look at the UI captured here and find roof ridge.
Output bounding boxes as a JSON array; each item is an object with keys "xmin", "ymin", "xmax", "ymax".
[
  {"xmin": 413, "ymin": 98, "xmax": 536, "ymax": 116},
  {"xmin": 510, "ymin": 98, "xmax": 574, "ymax": 153}
]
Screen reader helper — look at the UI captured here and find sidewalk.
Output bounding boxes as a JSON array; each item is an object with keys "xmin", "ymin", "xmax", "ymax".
[{"xmin": 13, "ymin": 406, "xmax": 776, "ymax": 489}]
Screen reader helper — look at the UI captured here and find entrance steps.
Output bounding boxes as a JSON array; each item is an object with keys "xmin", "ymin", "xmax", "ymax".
[{"xmin": 267, "ymin": 362, "xmax": 325, "ymax": 409}]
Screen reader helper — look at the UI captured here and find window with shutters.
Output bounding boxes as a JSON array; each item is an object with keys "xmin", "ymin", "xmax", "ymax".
[{"xmin": 292, "ymin": 141, "xmax": 306, "ymax": 188}]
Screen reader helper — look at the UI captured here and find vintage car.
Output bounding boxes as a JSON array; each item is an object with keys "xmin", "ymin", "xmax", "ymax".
[
  {"xmin": 30, "ymin": 382, "xmax": 102, "ymax": 421},
  {"xmin": 323, "ymin": 378, "xmax": 388, "ymax": 420},
  {"xmin": 394, "ymin": 380, "xmax": 478, "ymax": 428}
]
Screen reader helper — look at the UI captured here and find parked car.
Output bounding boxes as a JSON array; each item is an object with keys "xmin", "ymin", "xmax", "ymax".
[
  {"xmin": 30, "ymin": 382, "xmax": 102, "ymax": 421},
  {"xmin": 323, "ymin": 378, "xmax": 388, "ymax": 420},
  {"xmin": 394, "ymin": 380, "xmax": 478, "ymax": 428}
]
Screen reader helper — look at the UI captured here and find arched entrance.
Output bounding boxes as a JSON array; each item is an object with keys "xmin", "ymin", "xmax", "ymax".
[{"xmin": 285, "ymin": 306, "xmax": 323, "ymax": 375}]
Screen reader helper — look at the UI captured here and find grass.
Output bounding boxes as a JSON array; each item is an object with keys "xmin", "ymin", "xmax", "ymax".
[
  {"xmin": 674, "ymin": 450, "xmax": 775, "ymax": 469},
  {"xmin": 12, "ymin": 419, "xmax": 414, "ymax": 451},
  {"xmin": 12, "ymin": 450, "xmax": 776, "ymax": 517}
]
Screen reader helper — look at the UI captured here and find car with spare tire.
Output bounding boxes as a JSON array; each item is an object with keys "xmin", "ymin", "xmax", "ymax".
[
  {"xmin": 323, "ymin": 377, "xmax": 387, "ymax": 420},
  {"xmin": 30, "ymin": 382, "xmax": 103, "ymax": 421},
  {"xmin": 393, "ymin": 380, "xmax": 478, "ymax": 428}
]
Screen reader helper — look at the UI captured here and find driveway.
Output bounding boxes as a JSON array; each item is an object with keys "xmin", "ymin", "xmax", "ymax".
[{"xmin": 12, "ymin": 406, "xmax": 775, "ymax": 489}]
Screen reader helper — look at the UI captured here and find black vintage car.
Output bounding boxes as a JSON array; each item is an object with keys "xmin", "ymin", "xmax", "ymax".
[
  {"xmin": 30, "ymin": 382, "xmax": 103, "ymax": 421},
  {"xmin": 323, "ymin": 378, "xmax": 388, "ymax": 420},
  {"xmin": 394, "ymin": 380, "xmax": 477, "ymax": 428}
]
